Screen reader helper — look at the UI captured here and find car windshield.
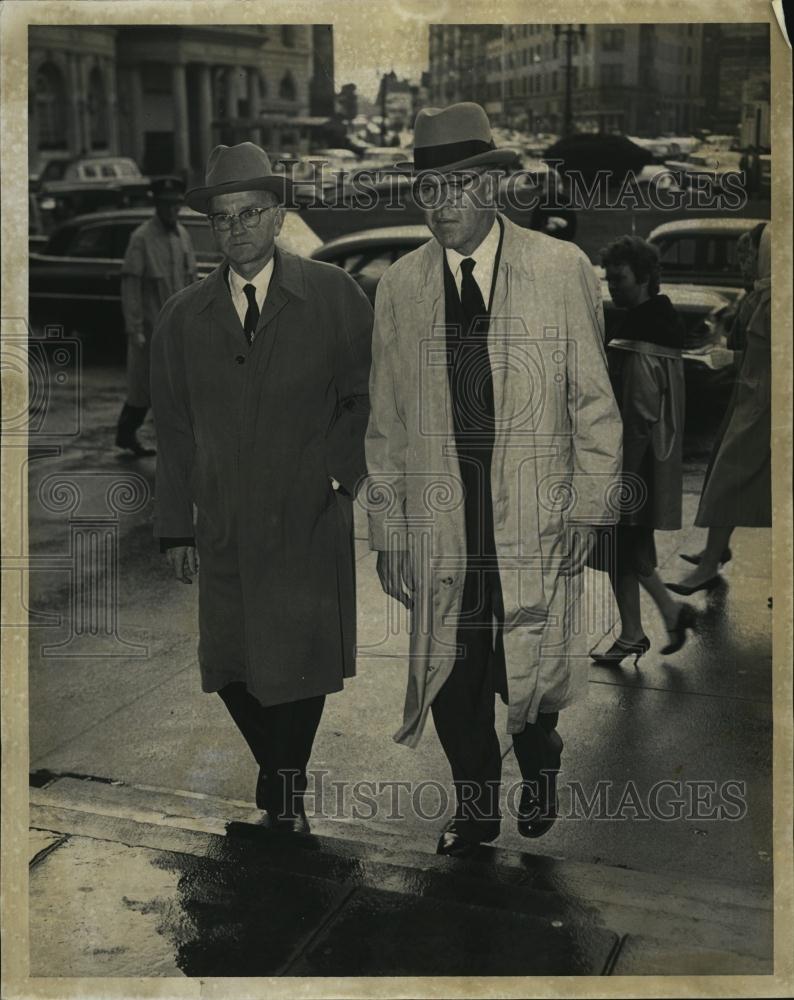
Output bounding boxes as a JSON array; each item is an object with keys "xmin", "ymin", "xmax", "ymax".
[{"xmin": 657, "ymin": 234, "xmax": 740, "ymax": 278}]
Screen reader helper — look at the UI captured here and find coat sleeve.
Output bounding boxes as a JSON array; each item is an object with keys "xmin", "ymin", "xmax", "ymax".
[
  {"xmin": 121, "ymin": 231, "xmax": 145, "ymax": 336},
  {"xmin": 150, "ymin": 294, "xmax": 196, "ymax": 540},
  {"xmin": 365, "ymin": 273, "xmax": 409, "ymax": 550},
  {"xmin": 564, "ymin": 250, "xmax": 623, "ymax": 524},
  {"xmin": 325, "ymin": 274, "xmax": 374, "ymax": 497}
]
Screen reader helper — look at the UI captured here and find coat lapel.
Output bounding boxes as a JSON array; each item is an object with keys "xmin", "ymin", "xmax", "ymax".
[{"xmin": 249, "ymin": 249, "xmax": 304, "ymax": 376}]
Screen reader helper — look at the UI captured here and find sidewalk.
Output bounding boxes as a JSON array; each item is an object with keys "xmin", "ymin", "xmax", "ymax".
[
  {"xmin": 20, "ymin": 374, "xmax": 775, "ymax": 976},
  {"xmin": 28, "ymin": 773, "xmax": 772, "ymax": 977}
]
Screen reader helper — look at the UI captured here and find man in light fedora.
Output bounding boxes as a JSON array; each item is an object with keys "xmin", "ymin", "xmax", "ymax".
[
  {"xmin": 117, "ymin": 175, "xmax": 196, "ymax": 457},
  {"xmin": 366, "ymin": 103, "xmax": 622, "ymax": 855},
  {"xmin": 150, "ymin": 142, "xmax": 373, "ymax": 832}
]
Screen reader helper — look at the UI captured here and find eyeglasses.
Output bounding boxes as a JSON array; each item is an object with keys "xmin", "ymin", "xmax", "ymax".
[{"xmin": 209, "ymin": 205, "xmax": 278, "ymax": 232}]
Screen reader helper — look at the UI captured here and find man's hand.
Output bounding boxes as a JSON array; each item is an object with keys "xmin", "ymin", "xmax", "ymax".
[
  {"xmin": 376, "ymin": 548, "xmax": 414, "ymax": 609},
  {"xmin": 129, "ymin": 330, "xmax": 146, "ymax": 349},
  {"xmin": 166, "ymin": 545, "xmax": 199, "ymax": 584}
]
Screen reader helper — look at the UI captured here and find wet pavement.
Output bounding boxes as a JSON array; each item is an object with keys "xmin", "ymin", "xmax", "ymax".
[{"xmin": 16, "ymin": 359, "xmax": 776, "ymax": 978}]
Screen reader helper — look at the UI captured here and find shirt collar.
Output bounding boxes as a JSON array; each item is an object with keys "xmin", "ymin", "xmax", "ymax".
[
  {"xmin": 228, "ymin": 256, "xmax": 274, "ymax": 299},
  {"xmin": 445, "ymin": 218, "xmax": 501, "ymax": 276}
]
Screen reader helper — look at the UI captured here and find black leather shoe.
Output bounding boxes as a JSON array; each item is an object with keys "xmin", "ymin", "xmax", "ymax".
[
  {"xmin": 436, "ymin": 828, "xmax": 483, "ymax": 858},
  {"xmin": 590, "ymin": 635, "xmax": 650, "ymax": 666},
  {"xmin": 116, "ymin": 433, "xmax": 156, "ymax": 457},
  {"xmin": 659, "ymin": 604, "xmax": 697, "ymax": 656},
  {"xmin": 517, "ymin": 778, "xmax": 558, "ymax": 838},
  {"xmin": 680, "ymin": 548, "xmax": 731, "ymax": 567},
  {"xmin": 252, "ymin": 809, "xmax": 310, "ymax": 834},
  {"xmin": 665, "ymin": 575, "xmax": 721, "ymax": 596},
  {"xmin": 516, "ymin": 727, "xmax": 562, "ymax": 839}
]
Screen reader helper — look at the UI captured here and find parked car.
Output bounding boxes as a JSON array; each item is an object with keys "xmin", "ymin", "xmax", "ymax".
[
  {"xmin": 311, "ymin": 224, "xmax": 732, "ymax": 380},
  {"xmin": 647, "ymin": 217, "xmax": 768, "ymax": 297},
  {"xmin": 33, "ymin": 156, "xmax": 152, "ymax": 230},
  {"xmin": 28, "ymin": 207, "xmax": 322, "ymax": 348}
]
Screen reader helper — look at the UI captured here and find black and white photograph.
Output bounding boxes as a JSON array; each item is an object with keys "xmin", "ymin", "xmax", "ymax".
[{"xmin": 2, "ymin": 0, "xmax": 792, "ymax": 994}]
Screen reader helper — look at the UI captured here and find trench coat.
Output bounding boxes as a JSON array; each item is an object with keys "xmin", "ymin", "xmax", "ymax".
[
  {"xmin": 122, "ymin": 217, "xmax": 197, "ymax": 408},
  {"xmin": 607, "ymin": 296, "xmax": 686, "ymax": 531},
  {"xmin": 696, "ymin": 292, "xmax": 771, "ymax": 527},
  {"xmin": 150, "ymin": 250, "xmax": 373, "ymax": 706},
  {"xmin": 365, "ymin": 216, "xmax": 623, "ymax": 747}
]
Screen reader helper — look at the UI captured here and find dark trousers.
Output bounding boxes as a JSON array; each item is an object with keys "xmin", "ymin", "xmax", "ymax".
[
  {"xmin": 218, "ymin": 682, "xmax": 325, "ymax": 819},
  {"xmin": 432, "ymin": 624, "xmax": 561, "ymax": 844}
]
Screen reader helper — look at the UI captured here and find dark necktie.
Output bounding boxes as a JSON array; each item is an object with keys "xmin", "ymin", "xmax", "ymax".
[
  {"xmin": 459, "ymin": 257, "xmax": 486, "ymax": 333},
  {"xmin": 242, "ymin": 283, "xmax": 259, "ymax": 344}
]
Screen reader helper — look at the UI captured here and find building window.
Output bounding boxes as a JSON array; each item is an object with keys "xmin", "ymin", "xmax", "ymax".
[
  {"xmin": 281, "ymin": 25, "xmax": 295, "ymax": 47},
  {"xmin": 279, "ymin": 70, "xmax": 297, "ymax": 101},
  {"xmin": 34, "ymin": 61, "xmax": 67, "ymax": 149},
  {"xmin": 602, "ymin": 28, "xmax": 625, "ymax": 52},
  {"xmin": 258, "ymin": 73, "xmax": 268, "ymax": 100},
  {"xmin": 551, "ymin": 71, "xmax": 558, "ymax": 92},
  {"xmin": 601, "ymin": 64, "xmax": 624, "ymax": 86},
  {"xmin": 87, "ymin": 65, "xmax": 108, "ymax": 149},
  {"xmin": 686, "ymin": 47, "xmax": 692, "ymax": 65}
]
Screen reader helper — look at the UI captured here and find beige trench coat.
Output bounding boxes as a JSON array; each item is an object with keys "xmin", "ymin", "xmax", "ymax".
[{"xmin": 365, "ymin": 217, "xmax": 623, "ymax": 747}]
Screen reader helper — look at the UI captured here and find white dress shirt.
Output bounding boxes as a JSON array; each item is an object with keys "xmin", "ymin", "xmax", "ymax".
[
  {"xmin": 445, "ymin": 218, "xmax": 501, "ymax": 306},
  {"xmin": 228, "ymin": 258, "xmax": 274, "ymax": 337}
]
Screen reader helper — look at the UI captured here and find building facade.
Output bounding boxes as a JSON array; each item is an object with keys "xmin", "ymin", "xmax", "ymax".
[
  {"xmin": 29, "ymin": 24, "xmax": 332, "ymax": 181},
  {"xmin": 433, "ymin": 23, "xmax": 706, "ymax": 136},
  {"xmin": 428, "ymin": 25, "xmax": 500, "ymax": 106},
  {"xmin": 701, "ymin": 24, "xmax": 770, "ymax": 135}
]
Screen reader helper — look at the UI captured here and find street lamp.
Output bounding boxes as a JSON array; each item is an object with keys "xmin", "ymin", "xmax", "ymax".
[{"xmin": 554, "ymin": 23, "xmax": 586, "ymax": 136}]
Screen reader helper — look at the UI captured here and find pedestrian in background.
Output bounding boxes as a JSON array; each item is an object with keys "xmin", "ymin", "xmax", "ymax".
[
  {"xmin": 678, "ymin": 220, "xmax": 766, "ymax": 571},
  {"xmin": 591, "ymin": 236, "xmax": 695, "ymax": 666},
  {"xmin": 367, "ymin": 103, "xmax": 622, "ymax": 857},
  {"xmin": 151, "ymin": 143, "xmax": 373, "ymax": 832},
  {"xmin": 116, "ymin": 176, "xmax": 197, "ymax": 457},
  {"xmin": 667, "ymin": 224, "xmax": 771, "ymax": 596}
]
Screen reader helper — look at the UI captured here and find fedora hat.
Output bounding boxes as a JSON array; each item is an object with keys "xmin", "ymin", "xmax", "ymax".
[
  {"xmin": 185, "ymin": 142, "xmax": 292, "ymax": 213},
  {"xmin": 398, "ymin": 102, "xmax": 519, "ymax": 174}
]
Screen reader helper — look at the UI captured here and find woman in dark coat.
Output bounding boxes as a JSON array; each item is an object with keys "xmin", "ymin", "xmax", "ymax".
[
  {"xmin": 591, "ymin": 236, "xmax": 695, "ymax": 665},
  {"xmin": 667, "ymin": 224, "xmax": 771, "ymax": 595}
]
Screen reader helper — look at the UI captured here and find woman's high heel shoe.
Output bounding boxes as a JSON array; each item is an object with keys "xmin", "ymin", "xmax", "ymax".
[
  {"xmin": 679, "ymin": 548, "xmax": 732, "ymax": 567},
  {"xmin": 659, "ymin": 604, "xmax": 697, "ymax": 656},
  {"xmin": 665, "ymin": 575, "xmax": 721, "ymax": 596},
  {"xmin": 590, "ymin": 636, "xmax": 650, "ymax": 667}
]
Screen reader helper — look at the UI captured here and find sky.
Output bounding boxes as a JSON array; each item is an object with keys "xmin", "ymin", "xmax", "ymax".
[{"xmin": 333, "ymin": 16, "xmax": 429, "ymax": 101}]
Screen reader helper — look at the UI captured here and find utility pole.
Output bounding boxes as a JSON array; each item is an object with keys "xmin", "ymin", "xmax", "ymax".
[
  {"xmin": 379, "ymin": 73, "xmax": 388, "ymax": 146},
  {"xmin": 554, "ymin": 24, "xmax": 586, "ymax": 136}
]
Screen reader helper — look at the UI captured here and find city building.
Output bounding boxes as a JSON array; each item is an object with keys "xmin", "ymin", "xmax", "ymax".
[
  {"xmin": 29, "ymin": 24, "xmax": 333, "ymax": 181},
  {"xmin": 701, "ymin": 24, "xmax": 770, "ymax": 136},
  {"xmin": 428, "ymin": 25, "xmax": 500, "ymax": 106},
  {"xmin": 433, "ymin": 23, "xmax": 707, "ymax": 137}
]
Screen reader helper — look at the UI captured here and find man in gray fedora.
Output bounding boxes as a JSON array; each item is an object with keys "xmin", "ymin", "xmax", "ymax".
[
  {"xmin": 151, "ymin": 142, "xmax": 373, "ymax": 832},
  {"xmin": 366, "ymin": 103, "xmax": 622, "ymax": 855}
]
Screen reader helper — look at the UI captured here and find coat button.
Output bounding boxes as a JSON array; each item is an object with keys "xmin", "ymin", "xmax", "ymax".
[{"xmin": 235, "ymin": 355, "xmax": 245, "ymax": 365}]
